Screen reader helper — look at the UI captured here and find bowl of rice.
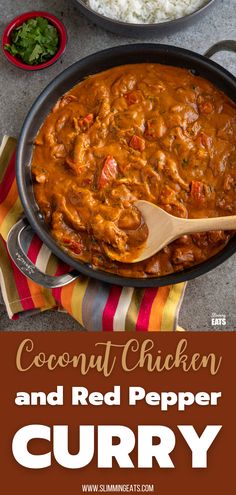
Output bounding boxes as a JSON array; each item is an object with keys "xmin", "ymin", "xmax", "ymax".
[{"xmin": 73, "ymin": 0, "xmax": 216, "ymax": 36}]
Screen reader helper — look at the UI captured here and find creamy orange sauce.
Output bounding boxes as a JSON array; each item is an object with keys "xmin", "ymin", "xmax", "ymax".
[{"xmin": 32, "ymin": 63, "xmax": 236, "ymax": 278}]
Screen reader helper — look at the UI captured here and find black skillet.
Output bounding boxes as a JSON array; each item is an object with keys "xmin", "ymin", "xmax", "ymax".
[{"xmin": 7, "ymin": 42, "xmax": 236, "ymax": 288}]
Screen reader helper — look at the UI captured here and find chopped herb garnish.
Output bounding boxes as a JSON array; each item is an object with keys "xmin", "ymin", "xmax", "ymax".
[
  {"xmin": 4, "ymin": 17, "xmax": 59, "ymax": 65},
  {"xmin": 182, "ymin": 158, "xmax": 188, "ymax": 166}
]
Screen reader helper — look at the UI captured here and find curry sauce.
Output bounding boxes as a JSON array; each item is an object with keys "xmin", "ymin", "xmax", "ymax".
[{"xmin": 32, "ymin": 63, "xmax": 236, "ymax": 278}]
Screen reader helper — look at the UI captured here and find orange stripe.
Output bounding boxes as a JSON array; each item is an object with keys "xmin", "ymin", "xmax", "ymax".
[
  {"xmin": 148, "ymin": 286, "xmax": 170, "ymax": 331},
  {"xmin": 61, "ymin": 281, "xmax": 77, "ymax": 315},
  {"xmin": 26, "ymin": 278, "xmax": 48, "ymax": 309},
  {"xmin": 0, "ymin": 179, "xmax": 18, "ymax": 224}
]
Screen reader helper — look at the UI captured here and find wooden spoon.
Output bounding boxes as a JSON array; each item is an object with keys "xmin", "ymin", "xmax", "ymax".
[{"xmin": 128, "ymin": 200, "xmax": 236, "ymax": 263}]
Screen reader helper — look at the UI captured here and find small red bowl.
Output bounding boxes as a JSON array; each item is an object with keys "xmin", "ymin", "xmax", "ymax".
[{"xmin": 2, "ymin": 11, "xmax": 67, "ymax": 70}]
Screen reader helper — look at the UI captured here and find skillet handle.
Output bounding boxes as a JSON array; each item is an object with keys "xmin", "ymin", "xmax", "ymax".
[
  {"xmin": 204, "ymin": 40, "xmax": 236, "ymax": 58},
  {"xmin": 7, "ymin": 218, "xmax": 80, "ymax": 289}
]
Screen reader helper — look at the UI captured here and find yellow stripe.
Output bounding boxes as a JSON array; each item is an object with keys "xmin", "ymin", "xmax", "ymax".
[
  {"xmin": 35, "ymin": 248, "xmax": 57, "ymax": 308},
  {"xmin": 0, "ymin": 137, "xmax": 17, "ymax": 182},
  {"xmin": 160, "ymin": 283, "xmax": 185, "ymax": 331},
  {"xmin": 45, "ymin": 252, "xmax": 59, "ymax": 275},
  {"xmin": 0, "ymin": 197, "xmax": 22, "ymax": 240},
  {"xmin": 125, "ymin": 289, "xmax": 144, "ymax": 331},
  {"xmin": 40, "ymin": 254, "xmax": 60, "ymax": 308},
  {"xmin": 71, "ymin": 277, "xmax": 89, "ymax": 325},
  {"xmin": 61, "ymin": 281, "xmax": 76, "ymax": 315}
]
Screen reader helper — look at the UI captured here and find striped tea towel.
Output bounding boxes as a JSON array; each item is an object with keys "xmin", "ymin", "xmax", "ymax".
[{"xmin": 0, "ymin": 136, "xmax": 186, "ymax": 331}]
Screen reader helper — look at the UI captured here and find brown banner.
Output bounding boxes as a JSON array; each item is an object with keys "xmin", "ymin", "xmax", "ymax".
[{"xmin": 0, "ymin": 332, "xmax": 235, "ymax": 494}]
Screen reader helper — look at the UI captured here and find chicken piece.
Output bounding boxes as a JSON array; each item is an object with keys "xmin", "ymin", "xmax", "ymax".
[
  {"xmin": 118, "ymin": 207, "xmax": 141, "ymax": 231},
  {"xmin": 66, "ymin": 134, "xmax": 90, "ymax": 174},
  {"xmin": 172, "ymin": 248, "xmax": 195, "ymax": 265},
  {"xmin": 52, "ymin": 94, "xmax": 77, "ymax": 112},
  {"xmin": 51, "ymin": 211, "xmax": 67, "ymax": 234},
  {"xmin": 98, "ymin": 98, "xmax": 111, "ymax": 119},
  {"xmin": 176, "ymin": 235, "xmax": 192, "ymax": 246},
  {"xmin": 110, "ymin": 185, "xmax": 137, "ymax": 204},
  {"xmin": 68, "ymin": 186, "xmax": 97, "ymax": 211},
  {"xmin": 92, "ymin": 215, "xmax": 128, "ymax": 253},
  {"xmin": 54, "ymin": 195, "xmax": 86, "ymax": 232},
  {"xmin": 153, "ymin": 150, "xmax": 166, "ymax": 171},
  {"xmin": 115, "ymin": 109, "xmax": 145, "ymax": 132},
  {"xmin": 56, "ymin": 115, "xmax": 68, "ymax": 133},
  {"xmin": 159, "ymin": 185, "xmax": 188, "ymax": 218},
  {"xmin": 159, "ymin": 185, "xmax": 177, "ymax": 203},
  {"xmin": 138, "ymin": 78, "xmax": 166, "ymax": 97},
  {"xmin": 44, "ymin": 122, "xmax": 57, "ymax": 148},
  {"xmin": 74, "ymin": 134, "xmax": 90, "ymax": 163},
  {"xmin": 145, "ymin": 254, "xmax": 174, "ymax": 275},
  {"xmin": 145, "ymin": 117, "xmax": 167, "ymax": 139},
  {"xmin": 140, "ymin": 166, "xmax": 160, "ymax": 197},
  {"xmin": 186, "ymin": 120, "xmax": 201, "ymax": 138},
  {"xmin": 208, "ymin": 231, "xmax": 227, "ymax": 245},
  {"xmin": 197, "ymin": 95, "xmax": 214, "ymax": 114},
  {"xmin": 125, "ymin": 90, "xmax": 143, "ymax": 106},
  {"xmin": 223, "ymin": 174, "xmax": 235, "ymax": 192},
  {"xmin": 192, "ymin": 232, "xmax": 209, "ymax": 248},
  {"xmin": 128, "ymin": 156, "xmax": 147, "ymax": 170},
  {"xmin": 33, "ymin": 166, "xmax": 48, "ymax": 184},
  {"xmin": 164, "ymin": 158, "xmax": 189, "ymax": 191},
  {"xmin": 91, "ymin": 82, "xmax": 110, "ymax": 102},
  {"xmin": 96, "ymin": 204, "xmax": 121, "ymax": 222},
  {"xmin": 51, "ymin": 144, "xmax": 66, "ymax": 159},
  {"xmin": 112, "ymin": 74, "xmax": 137, "ymax": 97},
  {"xmin": 35, "ymin": 173, "xmax": 47, "ymax": 184},
  {"xmin": 162, "ymin": 201, "xmax": 188, "ymax": 219}
]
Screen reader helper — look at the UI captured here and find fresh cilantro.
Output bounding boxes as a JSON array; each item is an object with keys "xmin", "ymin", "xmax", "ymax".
[{"xmin": 4, "ymin": 17, "xmax": 59, "ymax": 65}]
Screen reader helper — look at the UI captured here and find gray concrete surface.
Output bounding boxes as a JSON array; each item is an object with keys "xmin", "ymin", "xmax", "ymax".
[{"xmin": 0, "ymin": 0, "xmax": 235, "ymax": 331}]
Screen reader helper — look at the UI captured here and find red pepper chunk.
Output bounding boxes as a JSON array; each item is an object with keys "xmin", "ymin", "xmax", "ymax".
[
  {"xmin": 125, "ymin": 90, "xmax": 142, "ymax": 105},
  {"xmin": 78, "ymin": 113, "xmax": 94, "ymax": 129},
  {"xmin": 199, "ymin": 101, "xmax": 214, "ymax": 114},
  {"xmin": 129, "ymin": 135, "xmax": 145, "ymax": 151},
  {"xmin": 63, "ymin": 238, "xmax": 83, "ymax": 255},
  {"xmin": 191, "ymin": 181, "xmax": 205, "ymax": 202},
  {"xmin": 99, "ymin": 155, "xmax": 118, "ymax": 188}
]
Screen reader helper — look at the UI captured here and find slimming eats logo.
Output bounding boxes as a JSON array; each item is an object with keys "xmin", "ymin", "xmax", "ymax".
[
  {"xmin": 81, "ymin": 484, "xmax": 155, "ymax": 493},
  {"xmin": 211, "ymin": 313, "xmax": 226, "ymax": 327}
]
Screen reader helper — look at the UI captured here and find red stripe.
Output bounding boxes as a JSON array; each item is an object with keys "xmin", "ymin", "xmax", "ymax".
[
  {"xmin": 102, "ymin": 285, "xmax": 123, "ymax": 332},
  {"xmin": 27, "ymin": 235, "xmax": 43, "ymax": 262},
  {"xmin": 0, "ymin": 151, "xmax": 16, "ymax": 203},
  {"xmin": 136, "ymin": 288, "xmax": 158, "ymax": 332}
]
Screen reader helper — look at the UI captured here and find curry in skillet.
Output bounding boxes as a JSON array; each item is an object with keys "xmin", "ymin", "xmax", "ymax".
[{"xmin": 32, "ymin": 63, "xmax": 236, "ymax": 278}]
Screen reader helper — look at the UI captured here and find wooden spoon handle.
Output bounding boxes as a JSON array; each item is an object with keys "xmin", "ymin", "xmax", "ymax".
[{"xmin": 178, "ymin": 215, "xmax": 236, "ymax": 234}]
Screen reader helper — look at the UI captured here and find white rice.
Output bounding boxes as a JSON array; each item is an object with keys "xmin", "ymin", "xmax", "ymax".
[{"xmin": 84, "ymin": 0, "xmax": 208, "ymax": 24}]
